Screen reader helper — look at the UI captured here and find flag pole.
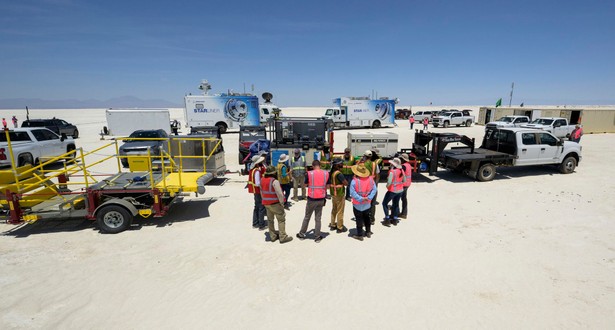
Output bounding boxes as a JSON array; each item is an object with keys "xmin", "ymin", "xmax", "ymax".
[{"xmin": 509, "ymin": 82, "xmax": 514, "ymax": 107}]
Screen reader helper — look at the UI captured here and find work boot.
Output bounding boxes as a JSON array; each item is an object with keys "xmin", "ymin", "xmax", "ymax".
[
  {"xmin": 351, "ymin": 234, "xmax": 363, "ymax": 241},
  {"xmin": 329, "ymin": 224, "xmax": 337, "ymax": 231},
  {"xmin": 383, "ymin": 219, "xmax": 391, "ymax": 227},
  {"xmin": 279, "ymin": 236, "xmax": 293, "ymax": 244},
  {"xmin": 336, "ymin": 226, "xmax": 347, "ymax": 233},
  {"xmin": 399, "ymin": 214, "xmax": 407, "ymax": 219},
  {"xmin": 270, "ymin": 234, "xmax": 278, "ymax": 242}
]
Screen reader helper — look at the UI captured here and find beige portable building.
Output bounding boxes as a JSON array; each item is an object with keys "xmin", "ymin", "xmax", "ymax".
[{"xmin": 478, "ymin": 107, "xmax": 615, "ymax": 133}]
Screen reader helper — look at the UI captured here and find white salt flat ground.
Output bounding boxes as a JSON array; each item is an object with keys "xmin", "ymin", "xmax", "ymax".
[{"xmin": 0, "ymin": 107, "xmax": 613, "ymax": 329}]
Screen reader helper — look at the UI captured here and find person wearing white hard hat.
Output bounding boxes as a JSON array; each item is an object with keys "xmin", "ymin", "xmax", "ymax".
[{"xmin": 381, "ymin": 157, "xmax": 406, "ymax": 227}]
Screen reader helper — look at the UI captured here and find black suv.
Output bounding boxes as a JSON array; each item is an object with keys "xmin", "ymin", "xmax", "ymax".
[{"xmin": 21, "ymin": 118, "xmax": 79, "ymax": 138}]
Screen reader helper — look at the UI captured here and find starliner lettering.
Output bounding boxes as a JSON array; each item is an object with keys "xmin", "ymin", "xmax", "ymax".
[
  {"xmin": 353, "ymin": 109, "xmax": 369, "ymax": 113},
  {"xmin": 194, "ymin": 108, "xmax": 221, "ymax": 113}
]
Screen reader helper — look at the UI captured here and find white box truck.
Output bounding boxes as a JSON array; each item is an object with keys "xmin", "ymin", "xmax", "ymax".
[
  {"xmin": 325, "ymin": 97, "xmax": 398, "ymax": 129},
  {"xmin": 105, "ymin": 109, "xmax": 171, "ymax": 136},
  {"xmin": 184, "ymin": 80, "xmax": 260, "ymax": 134}
]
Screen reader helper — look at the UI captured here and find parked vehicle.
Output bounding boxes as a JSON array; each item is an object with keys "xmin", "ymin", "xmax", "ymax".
[
  {"xmin": 520, "ymin": 117, "xmax": 575, "ymax": 138},
  {"xmin": 21, "ymin": 118, "xmax": 79, "ymax": 138},
  {"xmin": 259, "ymin": 92, "xmax": 283, "ymax": 124},
  {"xmin": 239, "ymin": 125, "xmax": 266, "ymax": 165},
  {"xmin": 395, "ymin": 109, "xmax": 412, "ymax": 119},
  {"xmin": 412, "ymin": 128, "xmax": 582, "ymax": 181},
  {"xmin": 118, "ymin": 129, "xmax": 169, "ymax": 167},
  {"xmin": 325, "ymin": 96, "xmax": 398, "ymax": 128},
  {"xmin": 184, "ymin": 80, "xmax": 260, "ymax": 134},
  {"xmin": 412, "ymin": 110, "xmax": 436, "ymax": 123},
  {"xmin": 485, "ymin": 115, "xmax": 530, "ymax": 130},
  {"xmin": 105, "ymin": 109, "xmax": 172, "ymax": 136},
  {"xmin": 432, "ymin": 110, "xmax": 475, "ymax": 128},
  {"xmin": 0, "ymin": 128, "xmax": 76, "ymax": 167}
]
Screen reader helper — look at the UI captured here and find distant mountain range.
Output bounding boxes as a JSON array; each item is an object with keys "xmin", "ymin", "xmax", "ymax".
[{"xmin": 0, "ymin": 96, "xmax": 182, "ymax": 109}]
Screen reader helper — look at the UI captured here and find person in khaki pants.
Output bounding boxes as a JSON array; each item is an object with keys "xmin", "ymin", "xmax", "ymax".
[
  {"xmin": 291, "ymin": 148, "xmax": 307, "ymax": 201},
  {"xmin": 260, "ymin": 166, "xmax": 293, "ymax": 244},
  {"xmin": 328, "ymin": 158, "xmax": 348, "ymax": 233}
]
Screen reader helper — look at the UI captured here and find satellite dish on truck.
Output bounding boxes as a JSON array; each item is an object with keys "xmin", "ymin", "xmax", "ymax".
[{"xmin": 262, "ymin": 92, "xmax": 273, "ymax": 103}]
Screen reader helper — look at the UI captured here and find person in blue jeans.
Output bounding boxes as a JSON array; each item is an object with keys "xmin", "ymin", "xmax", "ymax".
[
  {"xmin": 349, "ymin": 163, "xmax": 377, "ymax": 240},
  {"xmin": 381, "ymin": 158, "xmax": 406, "ymax": 227}
]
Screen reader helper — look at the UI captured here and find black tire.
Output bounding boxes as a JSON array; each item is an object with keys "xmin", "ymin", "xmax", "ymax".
[
  {"xmin": 96, "ymin": 204, "xmax": 133, "ymax": 234},
  {"xmin": 465, "ymin": 120, "xmax": 472, "ymax": 127},
  {"xmin": 456, "ymin": 124, "xmax": 460, "ymax": 127},
  {"xmin": 476, "ymin": 163, "xmax": 496, "ymax": 182},
  {"xmin": 216, "ymin": 123, "xmax": 227, "ymax": 134},
  {"xmin": 67, "ymin": 145, "xmax": 76, "ymax": 159},
  {"xmin": 72, "ymin": 129, "xmax": 79, "ymax": 138},
  {"xmin": 433, "ymin": 124, "xmax": 439, "ymax": 128},
  {"xmin": 559, "ymin": 156, "xmax": 577, "ymax": 174},
  {"xmin": 372, "ymin": 120, "xmax": 381, "ymax": 128},
  {"xmin": 18, "ymin": 153, "xmax": 34, "ymax": 167},
  {"xmin": 443, "ymin": 121, "xmax": 450, "ymax": 128}
]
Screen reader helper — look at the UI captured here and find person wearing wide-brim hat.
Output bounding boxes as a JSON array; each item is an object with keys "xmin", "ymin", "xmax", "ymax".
[
  {"xmin": 398, "ymin": 153, "xmax": 413, "ymax": 219},
  {"xmin": 259, "ymin": 166, "xmax": 293, "ymax": 244},
  {"xmin": 341, "ymin": 148, "xmax": 355, "ymax": 201},
  {"xmin": 361, "ymin": 149, "xmax": 382, "ymax": 226},
  {"xmin": 348, "ymin": 163, "xmax": 377, "ymax": 240},
  {"xmin": 248, "ymin": 155, "xmax": 267, "ymax": 230},
  {"xmin": 276, "ymin": 154, "xmax": 292, "ymax": 208},
  {"xmin": 381, "ymin": 157, "xmax": 406, "ymax": 227}
]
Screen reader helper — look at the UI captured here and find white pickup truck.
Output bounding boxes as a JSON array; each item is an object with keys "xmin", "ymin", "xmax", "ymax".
[
  {"xmin": 419, "ymin": 127, "xmax": 582, "ymax": 181},
  {"xmin": 485, "ymin": 115, "xmax": 530, "ymax": 130},
  {"xmin": 0, "ymin": 128, "xmax": 76, "ymax": 167},
  {"xmin": 432, "ymin": 110, "xmax": 475, "ymax": 128},
  {"xmin": 520, "ymin": 117, "xmax": 575, "ymax": 138}
]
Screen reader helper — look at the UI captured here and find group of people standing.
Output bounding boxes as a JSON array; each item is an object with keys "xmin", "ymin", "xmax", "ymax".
[
  {"xmin": 1, "ymin": 116, "xmax": 18, "ymax": 129},
  {"xmin": 246, "ymin": 147, "xmax": 414, "ymax": 244},
  {"xmin": 408, "ymin": 116, "xmax": 429, "ymax": 130}
]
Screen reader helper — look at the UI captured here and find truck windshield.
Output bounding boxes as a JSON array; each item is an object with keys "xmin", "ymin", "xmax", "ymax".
[
  {"xmin": 0, "ymin": 132, "xmax": 33, "ymax": 142},
  {"xmin": 325, "ymin": 109, "xmax": 334, "ymax": 116},
  {"xmin": 497, "ymin": 117, "xmax": 514, "ymax": 123},
  {"xmin": 530, "ymin": 118, "xmax": 553, "ymax": 125}
]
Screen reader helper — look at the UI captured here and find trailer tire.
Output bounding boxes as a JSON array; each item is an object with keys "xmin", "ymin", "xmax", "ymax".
[
  {"xmin": 372, "ymin": 120, "xmax": 381, "ymax": 128},
  {"xmin": 476, "ymin": 163, "xmax": 496, "ymax": 182},
  {"xmin": 559, "ymin": 156, "xmax": 577, "ymax": 174},
  {"xmin": 465, "ymin": 120, "xmax": 472, "ymax": 127},
  {"xmin": 97, "ymin": 205, "xmax": 133, "ymax": 234},
  {"xmin": 215, "ymin": 122, "xmax": 228, "ymax": 134},
  {"xmin": 443, "ymin": 121, "xmax": 450, "ymax": 128}
]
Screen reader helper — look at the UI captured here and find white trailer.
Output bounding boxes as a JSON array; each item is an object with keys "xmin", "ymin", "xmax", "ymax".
[
  {"xmin": 347, "ymin": 132, "xmax": 399, "ymax": 159},
  {"xmin": 326, "ymin": 97, "xmax": 398, "ymax": 129},
  {"xmin": 105, "ymin": 109, "xmax": 171, "ymax": 136}
]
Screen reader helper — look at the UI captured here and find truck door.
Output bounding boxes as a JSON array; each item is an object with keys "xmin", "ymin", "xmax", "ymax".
[
  {"xmin": 335, "ymin": 107, "xmax": 346, "ymax": 123},
  {"xmin": 552, "ymin": 119, "xmax": 568, "ymax": 137},
  {"xmin": 537, "ymin": 132, "xmax": 560, "ymax": 164},
  {"xmin": 516, "ymin": 132, "xmax": 541, "ymax": 165}
]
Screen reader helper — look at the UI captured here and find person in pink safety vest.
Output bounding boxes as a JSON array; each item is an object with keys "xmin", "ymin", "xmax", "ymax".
[
  {"xmin": 422, "ymin": 117, "xmax": 429, "ymax": 130},
  {"xmin": 381, "ymin": 158, "xmax": 406, "ymax": 226},
  {"xmin": 297, "ymin": 160, "xmax": 329, "ymax": 243},
  {"xmin": 409, "ymin": 116, "xmax": 415, "ymax": 130},
  {"xmin": 570, "ymin": 124, "xmax": 583, "ymax": 143},
  {"xmin": 399, "ymin": 153, "xmax": 413, "ymax": 219}
]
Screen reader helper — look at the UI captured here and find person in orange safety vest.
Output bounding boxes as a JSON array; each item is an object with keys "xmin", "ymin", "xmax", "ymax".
[
  {"xmin": 260, "ymin": 166, "xmax": 293, "ymax": 244},
  {"xmin": 248, "ymin": 155, "xmax": 267, "ymax": 229}
]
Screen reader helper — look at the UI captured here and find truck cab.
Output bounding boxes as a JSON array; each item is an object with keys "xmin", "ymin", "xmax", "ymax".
[{"xmin": 520, "ymin": 117, "xmax": 575, "ymax": 138}]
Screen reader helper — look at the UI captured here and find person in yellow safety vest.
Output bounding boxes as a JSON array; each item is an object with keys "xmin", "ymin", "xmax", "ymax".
[
  {"xmin": 328, "ymin": 158, "xmax": 348, "ymax": 233},
  {"xmin": 290, "ymin": 148, "xmax": 307, "ymax": 201},
  {"xmin": 341, "ymin": 147, "xmax": 355, "ymax": 201},
  {"xmin": 320, "ymin": 142, "xmax": 332, "ymax": 170},
  {"xmin": 349, "ymin": 163, "xmax": 377, "ymax": 241},
  {"xmin": 260, "ymin": 166, "xmax": 293, "ymax": 244},
  {"xmin": 399, "ymin": 153, "xmax": 413, "ymax": 219},
  {"xmin": 381, "ymin": 157, "xmax": 406, "ymax": 227},
  {"xmin": 276, "ymin": 153, "xmax": 292, "ymax": 209},
  {"xmin": 247, "ymin": 155, "xmax": 267, "ymax": 229},
  {"xmin": 363, "ymin": 148, "xmax": 382, "ymax": 225},
  {"xmin": 297, "ymin": 160, "xmax": 329, "ymax": 243}
]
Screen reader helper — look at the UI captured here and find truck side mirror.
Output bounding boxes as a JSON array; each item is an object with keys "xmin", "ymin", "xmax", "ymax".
[
  {"xmin": 60, "ymin": 133, "xmax": 67, "ymax": 142},
  {"xmin": 557, "ymin": 138, "xmax": 564, "ymax": 146}
]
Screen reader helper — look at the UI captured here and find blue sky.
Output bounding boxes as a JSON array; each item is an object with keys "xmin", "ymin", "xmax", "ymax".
[{"xmin": 1, "ymin": 0, "xmax": 614, "ymax": 106}]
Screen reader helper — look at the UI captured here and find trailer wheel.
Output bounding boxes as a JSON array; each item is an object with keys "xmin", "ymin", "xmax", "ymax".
[
  {"xmin": 97, "ymin": 205, "xmax": 133, "ymax": 234},
  {"xmin": 465, "ymin": 120, "xmax": 472, "ymax": 127},
  {"xmin": 559, "ymin": 156, "xmax": 576, "ymax": 174},
  {"xmin": 443, "ymin": 121, "xmax": 450, "ymax": 128},
  {"xmin": 476, "ymin": 163, "xmax": 496, "ymax": 182},
  {"xmin": 372, "ymin": 120, "xmax": 381, "ymax": 128}
]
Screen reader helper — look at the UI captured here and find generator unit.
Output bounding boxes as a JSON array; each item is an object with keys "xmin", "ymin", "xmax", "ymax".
[{"xmin": 267, "ymin": 117, "xmax": 333, "ymax": 166}]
